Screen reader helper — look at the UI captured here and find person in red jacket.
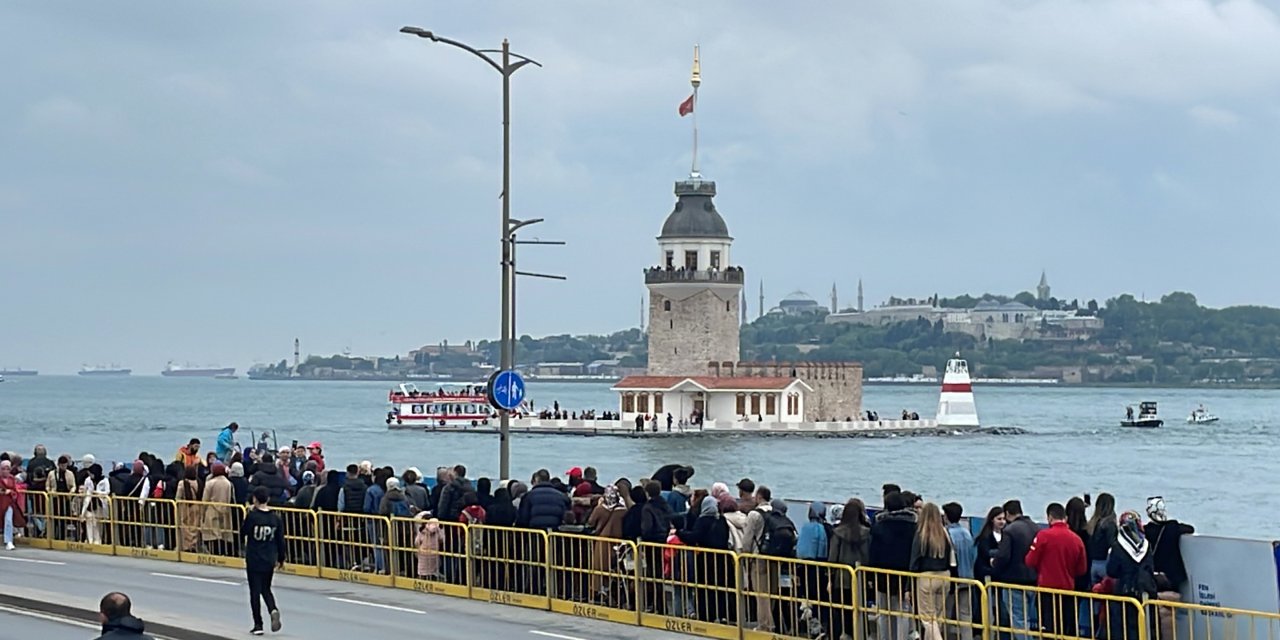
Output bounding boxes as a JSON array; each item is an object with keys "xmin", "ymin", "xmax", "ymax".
[{"xmin": 1026, "ymin": 502, "xmax": 1088, "ymax": 637}]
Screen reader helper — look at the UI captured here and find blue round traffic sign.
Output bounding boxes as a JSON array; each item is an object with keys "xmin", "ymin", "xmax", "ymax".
[{"xmin": 487, "ymin": 370, "xmax": 526, "ymax": 411}]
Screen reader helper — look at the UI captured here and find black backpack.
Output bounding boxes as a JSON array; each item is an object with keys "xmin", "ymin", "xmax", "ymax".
[{"xmin": 757, "ymin": 508, "xmax": 798, "ymax": 557}]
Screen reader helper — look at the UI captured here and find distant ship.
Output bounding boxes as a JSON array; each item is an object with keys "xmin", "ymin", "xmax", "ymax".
[
  {"xmin": 79, "ymin": 365, "xmax": 132, "ymax": 377},
  {"xmin": 161, "ymin": 362, "xmax": 236, "ymax": 378},
  {"xmin": 0, "ymin": 368, "xmax": 38, "ymax": 376}
]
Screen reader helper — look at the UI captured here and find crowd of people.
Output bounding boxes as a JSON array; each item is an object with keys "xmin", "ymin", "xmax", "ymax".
[{"xmin": 1, "ymin": 425, "xmax": 1196, "ymax": 640}]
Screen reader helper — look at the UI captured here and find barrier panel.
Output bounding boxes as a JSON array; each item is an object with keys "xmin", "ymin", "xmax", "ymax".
[
  {"xmin": 316, "ymin": 512, "xmax": 393, "ymax": 587},
  {"xmin": 862, "ymin": 566, "xmax": 987, "ymax": 640},
  {"xmin": 637, "ymin": 542, "xmax": 740, "ymax": 640},
  {"xmin": 389, "ymin": 516, "xmax": 469, "ymax": 599},
  {"xmin": 548, "ymin": 532, "xmax": 640, "ymax": 625},
  {"xmin": 468, "ymin": 524, "xmax": 550, "ymax": 610},
  {"xmin": 988, "ymin": 581, "xmax": 1144, "ymax": 640},
  {"xmin": 48, "ymin": 490, "xmax": 114, "ymax": 555},
  {"xmin": 739, "ymin": 554, "xmax": 860, "ymax": 640},
  {"xmin": 112, "ymin": 496, "xmax": 180, "ymax": 562},
  {"xmin": 176, "ymin": 499, "xmax": 246, "ymax": 569},
  {"xmin": 275, "ymin": 506, "xmax": 321, "ymax": 578},
  {"xmin": 1147, "ymin": 598, "xmax": 1280, "ymax": 640},
  {"xmin": 22, "ymin": 490, "xmax": 52, "ymax": 549}
]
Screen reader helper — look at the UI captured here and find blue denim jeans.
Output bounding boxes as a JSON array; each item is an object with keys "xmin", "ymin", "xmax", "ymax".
[
  {"xmin": 3, "ymin": 506, "xmax": 14, "ymax": 545},
  {"xmin": 1001, "ymin": 588, "xmax": 1038, "ymax": 640}
]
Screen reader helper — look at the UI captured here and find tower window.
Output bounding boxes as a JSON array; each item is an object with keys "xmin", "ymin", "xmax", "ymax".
[
  {"xmin": 684, "ymin": 250, "xmax": 698, "ymax": 270},
  {"xmin": 664, "ymin": 251, "xmax": 674, "ymax": 269},
  {"xmin": 663, "ymin": 300, "xmax": 671, "ymax": 312},
  {"xmin": 710, "ymin": 250, "xmax": 721, "ymax": 270},
  {"xmin": 726, "ymin": 300, "xmax": 731, "ymax": 312},
  {"xmin": 669, "ymin": 319, "xmax": 673, "ymax": 329}
]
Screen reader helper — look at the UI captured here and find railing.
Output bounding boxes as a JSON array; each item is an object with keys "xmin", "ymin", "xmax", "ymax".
[
  {"xmin": 644, "ymin": 268, "xmax": 744, "ymax": 285},
  {"xmin": 18, "ymin": 490, "xmax": 1277, "ymax": 640}
]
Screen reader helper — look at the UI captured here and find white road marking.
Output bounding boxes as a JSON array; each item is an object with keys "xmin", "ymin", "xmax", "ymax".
[
  {"xmin": 150, "ymin": 572, "xmax": 239, "ymax": 586},
  {"xmin": 328, "ymin": 596, "xmax": 425, "ymax": 615},
  {"xmin": 0, "ymin": 556, "xmax": 66, "ymax": 566},
  {"xmin": 530, "ymin": 631, "xmax": 587, "ymax": 640},
  {"xmin": 0, "ymin": 604, "xmax": 100, "ymax": 629}
]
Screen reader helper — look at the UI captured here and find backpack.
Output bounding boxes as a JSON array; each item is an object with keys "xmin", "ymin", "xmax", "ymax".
[
  {"xmin": 150, "ymin": 479, "xmax": 166, "ymax": 500},
  {"xmin": 757, "ymin": 509, "xmax": 798, "ymax": 557}
]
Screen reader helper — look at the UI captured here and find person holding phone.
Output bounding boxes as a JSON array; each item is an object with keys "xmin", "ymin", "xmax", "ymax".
[{"xmin": 241, "ymin": 487, "xmax": 286, "ymax": 635}]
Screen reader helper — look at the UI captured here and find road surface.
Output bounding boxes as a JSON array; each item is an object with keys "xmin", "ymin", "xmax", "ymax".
[
  {"xmin": 0, "ymin": 549, "xmax": 691, "ymax": 639},
  {"xmin": 0, "ymin": 607, "xmax": 104, "ymax": 640}
]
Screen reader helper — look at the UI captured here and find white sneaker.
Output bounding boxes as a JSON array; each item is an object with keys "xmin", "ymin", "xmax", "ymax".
[{"xmin": 5, "ymin": 542, "xmax": 14, "ymax": 550}]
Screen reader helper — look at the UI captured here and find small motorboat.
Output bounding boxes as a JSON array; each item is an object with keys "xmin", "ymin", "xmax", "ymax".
[
  {"xmin": 1121, "ymin": 401, "xmax": 1163, "ymax": 428},
  {"xmin": 1188, "ymin": 406, "xmax": 1219, "ymax": 424}
]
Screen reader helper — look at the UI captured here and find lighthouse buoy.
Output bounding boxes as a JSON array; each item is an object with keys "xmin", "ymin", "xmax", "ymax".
[{"xmin": 937, "ymin": 352, "xmax": 980, "ymax": 428}]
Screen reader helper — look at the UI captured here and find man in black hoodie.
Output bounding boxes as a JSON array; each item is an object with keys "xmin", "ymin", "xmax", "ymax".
[
  {"xmin": 241, "ymin": 487, "xmax": 286, "ymax": 635},
  {"xmin": 94, "ymin": 592, "xmax": 154, "ymax": 639},
  {"xmin": 248, "ymin": 453, "xmax": 289, "ymax": 505},
  {"xmin": 993, "ymin": 499, "xmax": 1039, "ymax": 640},
  {"xmin": 868, "ymin": 491, "xmax": 917, "ymax": 640}
]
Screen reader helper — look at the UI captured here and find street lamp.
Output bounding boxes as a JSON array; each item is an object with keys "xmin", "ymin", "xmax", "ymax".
[{"xmin": 400, "ymin": 27, "xmax": 543, "ymax": 480}]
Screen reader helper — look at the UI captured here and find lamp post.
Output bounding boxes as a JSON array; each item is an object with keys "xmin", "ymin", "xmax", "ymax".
[{"xmin": 400, "ymin": 27, "xmax": 542, "ymax": 480}]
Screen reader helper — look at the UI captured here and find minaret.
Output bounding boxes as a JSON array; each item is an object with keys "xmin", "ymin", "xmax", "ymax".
[
  {"xmin": 831, "ymin": 283, "xmax": 838, "ymax": 313},
  {"xmin": 758, "ymin": 280, "xmax": 764, "ymax": 319},
  {"xmin": 1037, "ymin": 270, "xmax": 1051, "ymax": 301},
  {"xmin": 640, "ymin": 296, "xmax": 646, "ymax": 331},
  {"xmin": 292, "ymin": 338, "xmax": 300, "ymax": 377},
  {"xmin": 857, "ymin": 278, "xmax": 864, "ymax": 312},
  {"xmin": 645, "ymin": 46, "xmax": 741, "ymax": 377}
]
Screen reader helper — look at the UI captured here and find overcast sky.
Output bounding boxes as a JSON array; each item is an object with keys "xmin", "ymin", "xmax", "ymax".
[{"xmin": 3, "ymin": 1, "xmax": 1280, "ymax": 373}]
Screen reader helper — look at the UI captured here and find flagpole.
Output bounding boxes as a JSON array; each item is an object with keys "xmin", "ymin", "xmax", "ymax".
[{"xmin": 690, "ymin": 44, "xmax": 701, "ymax": 177}]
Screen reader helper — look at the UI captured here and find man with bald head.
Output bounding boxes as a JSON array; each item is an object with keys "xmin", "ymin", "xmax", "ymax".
[{"xmin": 95, "ymin": 592, "xmax": 154, "ymax": 639}]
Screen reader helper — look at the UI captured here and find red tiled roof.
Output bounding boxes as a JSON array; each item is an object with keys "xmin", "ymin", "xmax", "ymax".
[{"xmin": 612, "ymin": 375, "xmax": 802, "ymax": 391}]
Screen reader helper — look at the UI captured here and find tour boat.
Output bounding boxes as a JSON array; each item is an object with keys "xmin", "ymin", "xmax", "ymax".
[
  {"xmin": 1187, "ymin": 406, "xmax": 1219, "ymax": 424},
  {"xmin": 385, "ymin": 382, "xmax": 495, "ymax": 429},
  {"xmin": 936, "ymin": 353, "xmax": 980, "ymax": 428},
  {"xmin": 1121, "ymin": 401, "xmax": 1163, "ymax": 428}
]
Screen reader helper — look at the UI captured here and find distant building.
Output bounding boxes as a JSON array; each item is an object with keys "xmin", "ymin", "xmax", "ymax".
[
  {"xmin": 1037, "ymin": 270, "xmax": 1051, "ymax": 302},
  {"xmin": 771, "ymin": 290, "xmax": 824, "ymax": 316},
  {"xmin": 826, "ymin": 296, "xmax": 1103, "ymax": 341}
]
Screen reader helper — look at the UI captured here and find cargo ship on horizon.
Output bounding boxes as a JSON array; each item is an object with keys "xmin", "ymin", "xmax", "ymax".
[
  {"xmin": 0, "ymin": 368, "xmax": 38, "ymax": 376},
  {"xmin": 161, "ymin": 362, "xmax": 236, "ymax": 378},
  {"xmin": 79, "ymin": 365, "xmax": 132, "ymax": 376}
]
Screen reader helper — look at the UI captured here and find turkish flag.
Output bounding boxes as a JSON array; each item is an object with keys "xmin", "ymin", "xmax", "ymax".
[{"xmin": 678, "ymin": 94, "xmax": 694, "ymax": 117}]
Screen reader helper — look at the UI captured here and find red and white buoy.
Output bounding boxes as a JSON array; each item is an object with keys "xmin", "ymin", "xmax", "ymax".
[{"xmin": 936, "ymin": 352, "xmax": 980, "ymax": 428}]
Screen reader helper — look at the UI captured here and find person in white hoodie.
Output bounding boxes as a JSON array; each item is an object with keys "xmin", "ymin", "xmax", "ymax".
[{"xmin": 81, "ymin": 463, "xmax": 110, "ymax": 545}]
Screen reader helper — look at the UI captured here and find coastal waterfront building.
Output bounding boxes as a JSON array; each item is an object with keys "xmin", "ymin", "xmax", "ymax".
[{"xmin": 826, "ymin": 299, "xmax": 1103, "ymax": 341}]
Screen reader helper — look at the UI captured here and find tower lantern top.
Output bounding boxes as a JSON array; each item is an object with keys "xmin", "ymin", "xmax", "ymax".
[{"xmin": 691, "ymin": 45, "xmax": 701, "ymax": 88}]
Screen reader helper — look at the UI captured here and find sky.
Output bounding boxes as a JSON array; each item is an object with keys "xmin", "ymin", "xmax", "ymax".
[{"xmin": 3, "ymin": 1, "xmax": 1280, "ymax": 374}]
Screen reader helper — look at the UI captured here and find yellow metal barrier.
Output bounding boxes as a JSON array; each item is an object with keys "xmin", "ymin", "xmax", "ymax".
[
  {"xmin": 176, "ymin": 499, "xmax": 246, "ymax": 569},
  {"xmin": 316, "ymin": 512, "xmax": 393, "ymax": 587},
  {"xmin": 389, "ymin": 516, "xmax": 469, "ymax": 599},
  {"xmin": 861, "ymin": 566, "xmax": 988, "ymax": 640},
  {"xmin": 111, "ymin": 496, "xmax": 180, "ymax": 562},
  {"xmin": 468, "ymin": 524, "xmax": 549, "ymax": 610},
  {"xmin": 22, "ymin": 490, "xmax": 52, "ymax": 549},
  {"xmin": 47, "ymin": 490, "xmax": 114, "ymax": 555},
  {"xmin": 738, "ymin": 554, "xmax": 861, "ymax": 640},
  {"xmin": 548, "ymin": 531, "xmax": 640, "ymax": 625},
  {"xmin": 988, "ymin": 581, "xmax": 1145, "ymax": 640},
  {"xmin": 1147, "ymin": 597, "xmax": 1280, "ymax": 640},
  {"xmin": 636, "ymin": 541, "xmax": 740, "ymax": 639},
  {"xmin": 275, "ymin": 506, "xmax": 321, "ymax": 578}
]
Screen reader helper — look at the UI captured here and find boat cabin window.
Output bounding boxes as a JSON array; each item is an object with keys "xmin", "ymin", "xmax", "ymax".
[{"xmin": 411, "ymin": 404, "xmax": 424, "ymax": 415}]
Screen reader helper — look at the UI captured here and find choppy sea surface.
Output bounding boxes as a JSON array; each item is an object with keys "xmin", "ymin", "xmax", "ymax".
[{"xmin": 0, "ymin": 376, "xmax": 1272, "ymax": 538}]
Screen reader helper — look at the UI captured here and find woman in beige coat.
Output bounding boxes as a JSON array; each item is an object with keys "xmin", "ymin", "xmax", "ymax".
[
  {"xmin": 177, "ymin": 466, "xmax": 202, "ymax": 552},
  {"xmin": 586, "ymin": 485, "xmax": 628, "ymax": 602},
  {"xmin": 200, "ymin": 462, "xmax": 236, "ymax": 556}
]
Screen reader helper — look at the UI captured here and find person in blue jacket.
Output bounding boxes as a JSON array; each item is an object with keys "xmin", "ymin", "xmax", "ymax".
[{"xmin": 215, "ymin": 422, "xmax": 238, "ymax": 463}]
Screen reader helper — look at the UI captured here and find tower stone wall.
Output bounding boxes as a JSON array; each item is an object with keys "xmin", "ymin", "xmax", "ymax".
[{"xmin": 648, "ymin": 287, "xmax": 740, "ymax": 376}]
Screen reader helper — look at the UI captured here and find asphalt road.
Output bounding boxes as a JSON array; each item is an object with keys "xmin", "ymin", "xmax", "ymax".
[
  {"xmin": 0, "ymin": 606, "xmax": 104, "ymax": 640},
  {"xmin": 0, "ymin": 549, "xmax": 692, "ymax": 639}
]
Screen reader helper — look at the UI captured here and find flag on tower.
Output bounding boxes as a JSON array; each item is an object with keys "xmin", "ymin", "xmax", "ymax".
[{"xmin": 678, "ymin": 94, "xmax": 694, "ymax": 117}]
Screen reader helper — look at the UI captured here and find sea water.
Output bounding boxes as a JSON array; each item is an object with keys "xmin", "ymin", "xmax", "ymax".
[{"xmin": 0, "ymin": 376, "xmax": 1272, "ymax": 537}]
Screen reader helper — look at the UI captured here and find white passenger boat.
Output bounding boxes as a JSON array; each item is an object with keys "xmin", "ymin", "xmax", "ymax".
[
  {"xmin": 1121, "ymin": 401, "xmax": 1163, "ymax": 428},
  {"xmin": 1188, "ymin": 406, "xmax": 1219, "ymax": 424}
]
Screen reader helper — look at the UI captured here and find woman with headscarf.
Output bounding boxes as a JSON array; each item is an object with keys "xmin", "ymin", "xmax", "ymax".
[
  {"xmin": 80, "ymin": 463, "xmax": 109, "ymax": 545},
  {"xmin": 677, "ymin": 495, "xmax": 732, "ymax": 623},
  {"xmin": 586, "ymin": 485, "xmax": 628, "ymax": 603},
  {"xmin": 200, "ymin": 462, "xmax": 236, "ymax": 556},
  {"xmin": 1105, "ymin": 511, "xmax": 1157, "ymax": 640},
  {"xmin": 0, "ymin": 461, "xmax": 27, "ymax": 550},
  {"xmin": 177, "ymin": 465, "xmax": 202, "ymax": 552}
]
